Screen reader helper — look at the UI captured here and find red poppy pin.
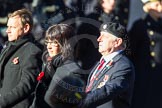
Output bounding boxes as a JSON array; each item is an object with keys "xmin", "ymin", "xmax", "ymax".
[
  {"xmin": 12, "ymin": 57, "xmax": 19, "ymax": 64},
  {"xmin": 37, "ymin": 71, "xmax": 45, "ymax": 81}
]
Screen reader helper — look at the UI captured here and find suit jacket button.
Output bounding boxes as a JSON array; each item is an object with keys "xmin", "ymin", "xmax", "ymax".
[{"xmin": 150, "ymin": 52, "xmax": 155, "ymax": 57}]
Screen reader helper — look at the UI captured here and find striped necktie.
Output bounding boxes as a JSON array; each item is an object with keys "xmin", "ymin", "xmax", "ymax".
[{"xmin": 86, "ymin": 59, "xmax": 105, "ymax": 92}]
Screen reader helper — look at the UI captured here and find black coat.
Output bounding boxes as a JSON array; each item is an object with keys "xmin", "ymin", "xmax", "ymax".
[
  {"xmin": 128, "ymin": 14, "xmax": 162, "ymax": 108},
  {"xmin": 0, "ymin": 35, "xmax": 42, "ymax": 108},
  {"xmin": 44, "ymin": 59, "xmax": 86, "ymax": 108},
  {"xmin": 30, "ymin": 52, "xmax": 62, "ymax": 108}
]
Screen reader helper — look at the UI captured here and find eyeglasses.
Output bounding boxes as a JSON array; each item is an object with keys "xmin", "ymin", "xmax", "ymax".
[{"xmin": 44, "ymin": 40, "xmax": 60, "ymax": 47}]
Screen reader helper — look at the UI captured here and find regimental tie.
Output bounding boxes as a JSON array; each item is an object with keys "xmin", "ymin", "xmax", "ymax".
[{"xmin": 86, "ymin": 59, "xmax": 105, "ymax": 93}]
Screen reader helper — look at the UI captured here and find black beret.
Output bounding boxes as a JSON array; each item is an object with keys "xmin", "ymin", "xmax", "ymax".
[{"xmin": 100, "ymin": 22, "xmax": 127, "ymax": 39}]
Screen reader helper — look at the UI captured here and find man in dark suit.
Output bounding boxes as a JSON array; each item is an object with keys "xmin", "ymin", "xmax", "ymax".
[
  {"xmin": 80, "ymin": 22, "xmax": 135, "ymax": 108},
  {"xmin": 0, "ymin": 8, "xmax": 42, "ymax": 108}
]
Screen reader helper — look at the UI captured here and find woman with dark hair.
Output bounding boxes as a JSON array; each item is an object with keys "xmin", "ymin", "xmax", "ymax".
[
  {"xmin": 45, "ymin": 24, "xmax": 75, "ymax": 60},
  {"xmin": 30, "ymin": 24, "xmax": 85, "ymax": 108}
]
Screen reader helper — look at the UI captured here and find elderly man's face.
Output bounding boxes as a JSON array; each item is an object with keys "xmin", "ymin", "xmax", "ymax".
[{"xmin": 97, "ymin": 31, "xmax": 118, "ymax": 56}]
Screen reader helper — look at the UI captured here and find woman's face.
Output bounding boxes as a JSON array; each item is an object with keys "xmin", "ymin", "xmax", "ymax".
[
  {"xmin": 100, "ymin": 0, "xmax": 116, "ymax": 14},
  {"xmin": 45, "ymin": 39, "xmax": 61, "ymax": 57}
]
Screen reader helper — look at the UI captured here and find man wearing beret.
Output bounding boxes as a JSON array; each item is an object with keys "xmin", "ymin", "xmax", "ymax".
[
  {"xmin": 128, "ymin": 0, "xmax": 162, "ymax": 108},
  {"xmin": 80, "ymin": 22, "xmax": 135, "ymax": 108}
]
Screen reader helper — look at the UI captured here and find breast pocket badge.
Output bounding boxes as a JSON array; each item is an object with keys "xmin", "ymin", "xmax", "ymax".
[{"xmin": 97, "ymin": 75, "xmax": 109, "ymax": 88}]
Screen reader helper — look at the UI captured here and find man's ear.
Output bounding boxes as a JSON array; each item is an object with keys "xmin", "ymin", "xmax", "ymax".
[
  {"xmin": 23, "ymin": 23, "xmax": 30, "ymax": 34},
  {"xmin": 114, "ymin": 38, "xmax": 123, "ymax": 47}
]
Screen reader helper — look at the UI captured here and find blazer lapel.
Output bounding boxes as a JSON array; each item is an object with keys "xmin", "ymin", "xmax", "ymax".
[
  {"xmin": 91, "ymin": 53, "xmax": 123, "ymax": 90},
  {"xmin": 0, "ymin": 39, "xmax": 28, "ymax": 80},
  {"xmin": 0, "ymin": 45, "xmax": 17, "ymax": 81},
  {"xmin": 86, "ymin": 62, "xmax": 100, "ymax": 86},
  {"xmin": 91, "ymin": 62, "xmax": 114, "ymax": 90}
]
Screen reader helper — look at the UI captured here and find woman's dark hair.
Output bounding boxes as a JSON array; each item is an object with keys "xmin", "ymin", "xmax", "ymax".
[{"xmin": 45, "ymin": 24, "xmax": 75, "ymax": 60}]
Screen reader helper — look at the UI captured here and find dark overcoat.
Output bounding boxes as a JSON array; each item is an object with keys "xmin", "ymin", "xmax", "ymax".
[
  {"xmin": 0, "ymin": 35, "xmax": 42, "ymax": 108},
  {"xmin": 44, "ymin": 59, "xmax": 86, "ymax": 108},
  {"xmin": 30, "ymin": 52, "xmax": 62, "ymax": 108},
  {"xmin": 128, "ymin": 14, "xmax": 162, "ymax": 108}
]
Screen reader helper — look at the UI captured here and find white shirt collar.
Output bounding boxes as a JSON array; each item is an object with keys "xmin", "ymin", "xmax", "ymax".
[{"xmin": 101, "ymin": 50, "xmax": 123, "ymax": 63}]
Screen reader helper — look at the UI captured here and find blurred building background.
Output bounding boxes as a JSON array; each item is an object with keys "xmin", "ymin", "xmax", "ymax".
[
  {"xmin": 128, "ymin": 0, "xmax": 144, "ymax": 30},
  {"xmin": 0, "ymin": 0, "xmax": 144, "ymax": 46}
]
